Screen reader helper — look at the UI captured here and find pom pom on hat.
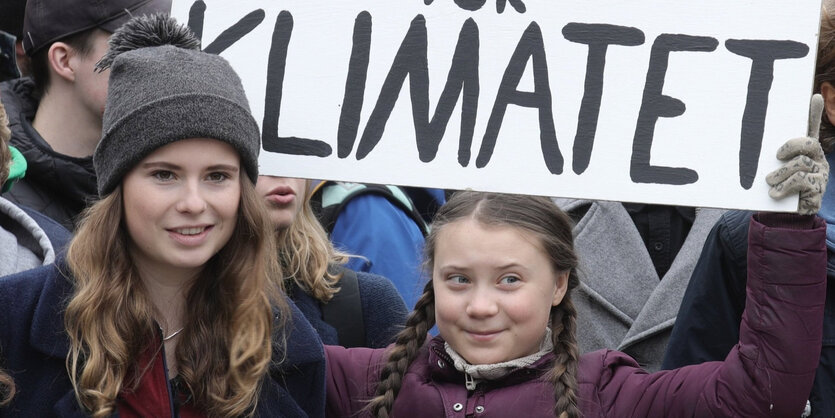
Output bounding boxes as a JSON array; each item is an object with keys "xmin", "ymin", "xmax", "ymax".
[{"xmin": 94, "ymin": 14, "xmax": 260, "ymax": 196}]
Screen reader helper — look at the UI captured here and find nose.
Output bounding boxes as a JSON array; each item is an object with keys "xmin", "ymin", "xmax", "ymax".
[
  {"xmin": 465, "ymin": 286, "xmax": 499, "ymax": 318},
  {"xmin": 175, "ymin": 179, "xmax": 208, "ymax": 214}
]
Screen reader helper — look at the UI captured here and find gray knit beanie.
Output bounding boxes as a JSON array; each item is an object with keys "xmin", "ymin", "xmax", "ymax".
[{"xmin": 94, "ymin": 14, "xmax": 260, "ymax": 196}]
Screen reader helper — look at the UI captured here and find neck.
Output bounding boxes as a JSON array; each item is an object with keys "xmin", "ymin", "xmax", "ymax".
[
  {"xmin": 134, "ymin": 262, "xmax": 198, "ymax": 335},
  {"xmin": 32, "ymin": 89, "xmax": 102, "ymax": 158}
]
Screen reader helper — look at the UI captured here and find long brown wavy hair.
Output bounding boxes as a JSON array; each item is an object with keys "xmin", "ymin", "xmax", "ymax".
[
  {"xmin": 276, "ymin": 179, "xmax": 348, "ymax": 302},
  {"xmin": 63, "ymin": 178, "xmax": 287, "ymax": 418},
  {"xmin": 366, "ymin": 191, "xmax": 581, "ymax": 417}
]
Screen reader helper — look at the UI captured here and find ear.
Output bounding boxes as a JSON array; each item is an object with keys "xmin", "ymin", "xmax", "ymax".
[
  {"xmin": 46, "ymin": 42, "xmax": 76, "ymax": 83},
  {"xmin": 820, "ymin": 82, "xmax": 835, "ymax": 128},
  {"xmin": 552, "ymin": 270, "xmax": 569, "ymax": 307}
]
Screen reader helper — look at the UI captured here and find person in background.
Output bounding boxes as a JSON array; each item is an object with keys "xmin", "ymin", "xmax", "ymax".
[
  {"xmin": 552, "ymin": 196, "xmax": 724, "ymax": 371},
  {"xmin": 662, "ymin": 2, "xmax": 835, "ymax": 415},
  {"xmin": 310, "ymin": 182, "xmax": 444, "ymax": 309},
  {"xmin": 0, "ymin": 88, "xmax": 68, "ymax": 277},
  {"xmin": 0, "ymin": 15, "xmax": 324, "ymax": 417},
  {"xmin": 0, "ymin": 78, "xmax": 69, "ymax": 414},
  {"xmin": 257, "ymin": 176, "xmax": 408, "ymax": 348},
  {"xmin": 0, "ymin": 0, "xmax": 170, "ymax": 230}
]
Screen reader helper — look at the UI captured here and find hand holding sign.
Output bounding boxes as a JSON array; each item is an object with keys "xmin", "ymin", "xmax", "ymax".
[{"xmin": 766, "ymin": 94, "xmax": 829, "ymax": 214}]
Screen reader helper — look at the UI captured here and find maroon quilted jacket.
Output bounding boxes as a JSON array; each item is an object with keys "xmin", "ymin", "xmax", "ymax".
[{"xmin": 326, "ymin": 214, "xmax": 827, "ymax": 417}]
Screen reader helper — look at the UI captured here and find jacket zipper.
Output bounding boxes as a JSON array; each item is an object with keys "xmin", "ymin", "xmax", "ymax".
[{"xmin": 158, "ymin": 327, "xmax": 178, "ymax": 418}]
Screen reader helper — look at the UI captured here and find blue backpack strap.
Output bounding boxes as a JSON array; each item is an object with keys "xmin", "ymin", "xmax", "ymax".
[
  {"xmin": 321, "ymin": 265, "xmax": 366, "ymax": 348},
  {"xmin": 310, "ymin": 182, "xmax": 429, "ymax": 236}
]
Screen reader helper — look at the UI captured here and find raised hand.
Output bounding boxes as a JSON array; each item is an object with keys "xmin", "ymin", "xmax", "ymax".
[{"xmin": 766, "ymin": 94, "xmax": 829, "ymax": 214}]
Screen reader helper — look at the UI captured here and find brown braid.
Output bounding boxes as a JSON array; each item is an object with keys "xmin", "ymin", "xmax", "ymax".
[
  {"xmin": 549, "ymin": 291, "xmax": 581, "ymax": 418},
  {"xmin": 366, "ymin": 281, "xmax": 436, "ymax": 418}
]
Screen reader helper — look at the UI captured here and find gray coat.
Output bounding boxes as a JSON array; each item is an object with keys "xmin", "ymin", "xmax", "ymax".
[{"xmin": 554, "ymin": 198, "xmax": 724, "ymax": 372}]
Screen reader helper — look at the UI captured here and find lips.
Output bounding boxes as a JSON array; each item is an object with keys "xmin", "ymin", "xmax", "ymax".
[
  {"xmin": 265, "ymin": 185, "xmax": 296, "ymax": 205},
  {"xmin": 465, "ymin": 329, "xmax": 502, "ymax": 342},
  {"xmin": 174, "ymin": 227, "xmax": 206, "ymax": 235},
  {"xmin": 167, "ymin": 225, "xmax": 213, "ymax": 245}
]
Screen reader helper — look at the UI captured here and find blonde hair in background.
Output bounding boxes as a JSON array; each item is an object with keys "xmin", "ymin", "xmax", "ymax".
[
  {"xmin": 276, "ymin": 179, "xmax": 349, "ymax": 302},
  {"xmin": 64, "ymin": 179, "xmax": 287, "ymax": 418},
  {"xmin": 0, "ymin": 100, "xmax": 11, "ymax": 186}
]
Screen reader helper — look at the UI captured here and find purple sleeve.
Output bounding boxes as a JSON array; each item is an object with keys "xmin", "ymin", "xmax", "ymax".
[
  {"xmin": 592, "ymin": 215, "xmax": 826, "ymax": 417},
  {"xmin": 325, "ymin": 344, "xmax": 387, "ymax": 418}
]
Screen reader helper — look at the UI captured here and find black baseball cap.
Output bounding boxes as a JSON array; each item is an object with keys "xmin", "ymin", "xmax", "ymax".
[{"xmin": 22, "ymin": 0, "xmax": 171, "ymax": 56}]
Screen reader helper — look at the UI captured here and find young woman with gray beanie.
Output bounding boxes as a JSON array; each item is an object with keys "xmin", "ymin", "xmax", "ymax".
[{"xmin": 0, "ymin": 14, "xmax": 324, "ymax": 418}]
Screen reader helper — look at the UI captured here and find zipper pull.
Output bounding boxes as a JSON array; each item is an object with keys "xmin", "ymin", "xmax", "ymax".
[{"xmin": 465, "ymin": 372, "xmax": 476, "ymax": 391}]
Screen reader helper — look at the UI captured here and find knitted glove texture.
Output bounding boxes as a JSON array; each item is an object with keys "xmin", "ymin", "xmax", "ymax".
[{"xmin": 766, "ymin": 94, "xmax": 829, "ymax": 215}]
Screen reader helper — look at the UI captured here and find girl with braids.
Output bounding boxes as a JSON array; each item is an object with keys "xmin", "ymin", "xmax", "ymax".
[
  {"xmin": 326, "ymin": 183, "xmax": 829, "ymax": 416},
  {"xmin": 0, "ymin": 14, "xmax": 324, "ymax": 418},
  {"xmin": 256, "ymin": 175, "xmax": 408, "ymax": 348}
]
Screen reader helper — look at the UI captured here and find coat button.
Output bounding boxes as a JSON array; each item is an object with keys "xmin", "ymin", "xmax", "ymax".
[
  {"xmin": 437, "ymin": 359, "xmax": 445, "ymax": 368},
  {"xmin": 453, "ymin": 403, "xmax": 463, "ymax": 412},
  {"xmin": 475, "ymin": 406, "xmax": 485, "ymax": 413}
]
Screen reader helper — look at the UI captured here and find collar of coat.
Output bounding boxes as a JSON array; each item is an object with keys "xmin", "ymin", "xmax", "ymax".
[{"xmin": 426, "ymin": 336, "xmax": 555, "ymax": 390}]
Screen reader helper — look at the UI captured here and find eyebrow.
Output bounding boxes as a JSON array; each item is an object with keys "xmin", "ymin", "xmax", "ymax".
[
  {"xmin": 439, "ymin": 262, "xmax": 527, "ymax": 271},
  {"xmin": 493, "ymin": 262, "xmax": 526, "ymax": 271}
]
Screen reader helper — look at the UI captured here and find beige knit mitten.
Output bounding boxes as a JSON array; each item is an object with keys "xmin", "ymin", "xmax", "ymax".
[{"xmin": 766, "ymin": 94, "xmax": 829, "ymax": 214}]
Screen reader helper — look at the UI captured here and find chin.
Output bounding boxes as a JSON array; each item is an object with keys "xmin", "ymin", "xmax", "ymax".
[{"xmin": 167, "ymin": 252, "xmax": 215, "ymax": 270}]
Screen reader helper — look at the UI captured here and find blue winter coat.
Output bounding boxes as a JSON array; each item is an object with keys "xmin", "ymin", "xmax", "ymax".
[{"xmin": 0, "ymin": 260, "xmax": 326, "ymax": 417}]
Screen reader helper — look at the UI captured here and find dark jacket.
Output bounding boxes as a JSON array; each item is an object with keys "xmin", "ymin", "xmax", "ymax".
[
  {"xmin": 289, "ymin": 268, "xmax": 407, "ymax": 348},
  {"xmin": 0, "ymin": 260, "xmax": 326, "ymax": 417},
  {"xmin": 663, "ymin": 210, "xmax": 835, "ymax": 417},
  {"xmin": 19, "ymin": 204, "xmax": 71, "ymax": 254},
  {"xmin": 0, "ymin": 78, "xmax": 97, "ymax": 230},
  {"xmin": 327, "ymin": 214, "xmax": 827, "ymax": 417}
]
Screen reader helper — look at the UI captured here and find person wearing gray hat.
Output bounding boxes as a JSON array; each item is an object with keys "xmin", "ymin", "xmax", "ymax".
[
  {"xmin": 0, "ymin": 0, "xmax": 170, "ymax": 230},
  {"xmin": 0, "ymin": 14, "xmax": 325, "ymax": 417}
]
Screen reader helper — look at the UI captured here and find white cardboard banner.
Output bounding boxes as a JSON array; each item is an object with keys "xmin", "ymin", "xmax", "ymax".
[{"xmin": 172, "ymin": 0, "xmax": 822, "ymax": 210}]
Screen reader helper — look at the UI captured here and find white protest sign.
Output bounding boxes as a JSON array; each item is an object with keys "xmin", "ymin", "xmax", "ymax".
[{"xmin": 172, "ymin": 0, "xmax": 822, "ymax": 210}]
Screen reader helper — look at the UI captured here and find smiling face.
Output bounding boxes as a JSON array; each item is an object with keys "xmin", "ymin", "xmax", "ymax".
[
  {"xmin": 255, "ymin": 176, "xmax": 307, "ymax": 230},
  {"xmin": 433, "ymin": 218, "xmax": 568, "ymax": 365},
  {"xmin": 122, "ymin": 138, "xmax": 241, "ymax": 280}
]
